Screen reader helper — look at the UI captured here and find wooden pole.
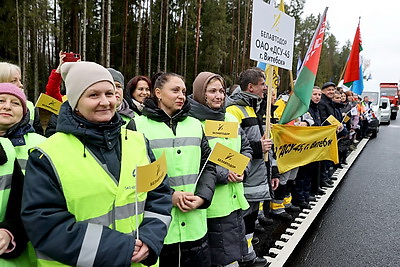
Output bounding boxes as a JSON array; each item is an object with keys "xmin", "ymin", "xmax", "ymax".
[
  {"xmin": 289, "ymin": 70, "xmax": 295, "ymax": 93},
  {"xmin": 338, "ymin": 60, "xmax": 348, "ymax": 85},
  {"xmin": 264, "ymin": 66, "xmax": 273, "ymax": 161}
]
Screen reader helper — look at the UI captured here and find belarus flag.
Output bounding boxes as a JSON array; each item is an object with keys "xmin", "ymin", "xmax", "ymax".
[
  {"xmin": 279, "ymin": 7, "xmax": 328, "ymax": 124},
  {"xmin": 344, "ymin": 22, "xmax": 364, "ymax": 95}
]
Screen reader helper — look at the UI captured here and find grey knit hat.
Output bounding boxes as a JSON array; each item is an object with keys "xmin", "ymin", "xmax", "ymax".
[
  {"xmin": 61, "ymin": 62, "xmax": 115, "ymax": 110},
  {"xmin": 107, "ymin": 68, "xmax": 124, "ymax": 89}
]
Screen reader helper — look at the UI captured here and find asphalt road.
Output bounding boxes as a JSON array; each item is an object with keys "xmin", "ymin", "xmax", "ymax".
[{"xmin": 285, "ymin": 118, "xmax": 400, "ymax": 266}]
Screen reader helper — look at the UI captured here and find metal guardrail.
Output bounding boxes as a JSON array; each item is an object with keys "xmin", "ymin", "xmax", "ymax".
[{"xmin": 265, "ymin": 138, "xmax": 369, "ymax": 267}]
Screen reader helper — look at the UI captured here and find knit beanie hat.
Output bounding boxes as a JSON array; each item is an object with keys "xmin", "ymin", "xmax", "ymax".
[
  {"xmin": 107, "ymin": 68, "xmax": 124, "ymax": 89},
  {"xmin": 0, "ymin": 83, "xmax": 27, "ymax": 115},
  {"xmin": 61, "ymin": 62, "xmax": 115, "ymax": 110},
  {"xmin": 192, "ymin": 72, "xmax": 225, "ymax": 106}
]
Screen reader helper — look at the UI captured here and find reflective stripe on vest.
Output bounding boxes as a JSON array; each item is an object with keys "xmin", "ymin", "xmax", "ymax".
[
  {"xmin": 0, "ymin": 138, "xmax": 15, "ymax": 221},
  {"xmin": 202, "ymin": 113, "xmax": 249, "ymax": 218},
  {"xmin": 227, "ymin": 105, "xmax": 271, "ymax": 202},
  {"xmin": 135, "ymin": 115, "xmax": 207, "ymax": 244},
  {"xmin": 35, "ymin": 131, "xmax": 150, "ymax": 267},
  {"xmin": 14, "ymin": 132, "xmax": 46, "ymax": 174},
  {"xmin": 0, "ymin": 139, "xmax": 32, "ymax": 266}
]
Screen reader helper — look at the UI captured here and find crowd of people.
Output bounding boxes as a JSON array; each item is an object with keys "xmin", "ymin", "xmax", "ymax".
[{"xmin": 0, "ymin": 55, "xmax": 371, "ymax": 267}]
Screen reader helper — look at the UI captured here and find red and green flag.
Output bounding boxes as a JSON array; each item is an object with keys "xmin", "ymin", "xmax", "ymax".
[
  {"xmin": 343, "ymin": 22, "xmax": 364, "ymax": 93},
  {"xmin": 279, "ymin": 7, "xmax": 328, "ymax": 124}
]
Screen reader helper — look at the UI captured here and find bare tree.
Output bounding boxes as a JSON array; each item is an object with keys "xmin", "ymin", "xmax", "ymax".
[
  {"xmin": 105, "ymin": 0, "xmax": 112, "ymax": 67},
  {"xmin": 100, "ymin": 0, "xmax": 105, "ymax": 65},
  {"xmin": 82, "ymin": 0, "xmax": 87, "ymax": 60},
  {"xmin": 184, "ymin": 3, "xmax": 188, "ymax": 78},
  {"xmin": 241, "ymin": 0, "xmax": 249, "ymax": 71},
  {"xmin": 147, "ymin": 0, "xmax": 153, "ymax": 77},
  {"xmin": 194, "ymin": 0, "xmax": 202, "ymax": 76},
  {"xmin": 157, "ymin": 0, "xmax": 164, "ymax": 72},
  {"xmin": 163, "ymin": 1, "xmax": 168, "ymax": 71},
  {"xmin": 122, "ymin": 0, "xmax": 128, "ymax": 74},
  {"xmin": 135, "ymin": 1, "xmax": 143, "ymax": 76},
  {"xmin": 16, "ymin": 0, "xmax": 21, "ymax": 67}
]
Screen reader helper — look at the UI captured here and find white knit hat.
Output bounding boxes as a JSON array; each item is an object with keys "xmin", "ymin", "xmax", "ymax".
[{"xmin": 61, "ymin": 62, "xmax": 115, "ymax": 110}]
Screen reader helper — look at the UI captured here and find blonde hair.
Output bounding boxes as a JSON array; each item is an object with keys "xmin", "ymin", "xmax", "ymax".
[{"xmin": 0, "ymin": 62, "xmax": 21, "ymax": 83}]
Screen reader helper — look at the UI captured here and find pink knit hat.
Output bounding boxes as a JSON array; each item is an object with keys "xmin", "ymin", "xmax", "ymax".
[{"xmin": 0, "ymin": 83, "xmax": 27, "ymax": 115}]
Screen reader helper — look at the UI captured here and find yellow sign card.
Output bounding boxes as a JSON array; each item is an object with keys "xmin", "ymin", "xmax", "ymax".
[
  {"xmin": 136, "ymin": 152, "xmax": 167, "ymax": 193},
  {"xmin": 343, "ymin": 115, "xmax": 351, "ymax": 123},
  {"xmin": 35, "ymin": 93, "xmax": 62, "ymax": 115},
  {"xmin": 325, "ymin": 115, "xmax": 341, "ymax": 126},
  {"xmin": 204, "ymin": 120, "xmax": 238, "ymax": 138},
  {"xmin": 208, "ymin": 142, "xmax": 250, "ymax": 175}
]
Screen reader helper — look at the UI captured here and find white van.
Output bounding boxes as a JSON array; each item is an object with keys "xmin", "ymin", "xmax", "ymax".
[
  {"xmin": 360, "ymin": 80, "xmax": 381, "ymax": 138},
  {"xmin": 380, "ymin": 97, "xmax": 391, "ymax": 124}
]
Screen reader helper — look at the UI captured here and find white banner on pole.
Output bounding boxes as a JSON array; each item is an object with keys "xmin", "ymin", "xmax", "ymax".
[{"xmin": 250, "ymin": 0, "xmax": 295, "ymax": 70}]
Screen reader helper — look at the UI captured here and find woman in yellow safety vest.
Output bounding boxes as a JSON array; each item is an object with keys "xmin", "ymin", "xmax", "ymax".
[
  {"xmin": 134, "ymin": 72, "xmax": 217, "ymax": 267},
  {"xmin": 189, "ymin": 72, "xmax": 252, "ymax": 266},
  {"xmin": 21, "ymin": 62, "xmax": 172, "ymax": 267}
]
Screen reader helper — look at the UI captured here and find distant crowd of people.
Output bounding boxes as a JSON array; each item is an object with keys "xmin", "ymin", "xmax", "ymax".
[{"xmin": 0, "ymin": 53, "xmax": 372, "ymax": 267}]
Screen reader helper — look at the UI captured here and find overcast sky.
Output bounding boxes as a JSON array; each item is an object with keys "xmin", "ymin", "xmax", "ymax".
[{"xmin": 302, "ymin": 0, "xmax": 400, "ymax": 87}]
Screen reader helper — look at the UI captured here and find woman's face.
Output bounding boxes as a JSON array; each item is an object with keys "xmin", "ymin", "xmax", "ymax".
[
  {"xmin": 205, "ymin": 79, "xmax": 225, "ymax": 109},
  {"xmin": 0, "ymin": 94, "xmax": 24, "ymax": 133},
  {"xmin": 132, "ymin": 80, "xmax": 150, "ymax": 103},
  {"xmin": 9, "ymin": 70, "xmax": 23, "ymax": 89},
  {"xmin": 155, "ymin": 76, "xmax": 186, "ymax": 116},
  {"xmin": 341, "ymin": 93, "xmax": 346, "ymax": 102},
  {"xmin": 114, "ymin": 81, "xmax": 123, "ymax": 107},
  {"xmin": 311, "ymin": 89, "xmax": 322, "ymax": 104},
  {"xmin": 347, "ymin": 94, "xmax": 353, "ymax": 102},
  {"xmin": 75, "ymin": 81, "xmax": 117, "ymax": 123},
  {"xmin": 333, "ymin": 93, "xmax": 342, "ymax": 103}
]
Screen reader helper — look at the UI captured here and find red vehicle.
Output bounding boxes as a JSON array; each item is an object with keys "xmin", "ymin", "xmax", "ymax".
[{"xmin": 380, "ymin": 82, "xmax": 400, "ymax": 120}]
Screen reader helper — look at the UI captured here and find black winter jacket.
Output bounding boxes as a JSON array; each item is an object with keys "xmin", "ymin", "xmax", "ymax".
[
  {"xmin": 319, "ymin": 93, "xmax": 338, "ymax": 124},
  {"xmin": 21, "ymin": 102, "xmax": 172, "ymax": 266}
]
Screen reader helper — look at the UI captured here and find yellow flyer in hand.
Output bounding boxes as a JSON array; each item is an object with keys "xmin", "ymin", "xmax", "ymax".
[
  {"xmin": 208, "ymin": 142, "xmax": 250, "ymax": 175},
  {"xmin": 136, "ymin": 152, "xmax": 167, "ymax": 192},
  {"xmin": 325, "ymin": 115, "xmax": 341, "ymax": 126},
  {"xmin": 204, "ymin": 120, "xmax": 238, "ymax": 138},
  {"xmin": 35, "ymin": 93, "xmax": 62, "ymax": 115}
]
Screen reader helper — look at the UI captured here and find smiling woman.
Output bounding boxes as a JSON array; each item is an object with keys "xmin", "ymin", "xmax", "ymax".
[
  {"xmin": 21, "ymin": 62, "xmax": 172, "ymax": 267},
  {"xmin": 134, "ymin": 72, "xmax": 217, "ymax": 267}
]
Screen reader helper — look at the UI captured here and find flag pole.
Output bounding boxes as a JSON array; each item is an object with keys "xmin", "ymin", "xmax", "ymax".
[
  {"xmin": 289, "ymin": 70, "xmax": 295, "ymax": 93},
  {"xmin": 264, "ymin": 66, "xmax": 273, "ymax": 161},
  {"xmin": 338, "ymin": 60, "xmax": 348, "ymax": 84},
  {"xmin": 135, "ymin": 166, "xmax": 139, "ymax": 241}
]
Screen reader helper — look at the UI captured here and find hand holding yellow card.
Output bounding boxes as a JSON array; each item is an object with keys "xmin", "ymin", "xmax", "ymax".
[{"xmin": 325, "ymin": 115, "xmax": 341, "ymax": 126}]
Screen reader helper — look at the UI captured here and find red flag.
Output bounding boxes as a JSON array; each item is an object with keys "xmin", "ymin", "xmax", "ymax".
[{"xmin": 344, "ymin": 23, "xmax": 363, "ymax": 85}]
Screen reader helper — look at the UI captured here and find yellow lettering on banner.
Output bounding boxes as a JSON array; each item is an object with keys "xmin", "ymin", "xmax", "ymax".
[
  {"xmin": 35, "ymin": 93, "xmax": 62, "ymax": 115},
  {"xmin": 136, "ymin": 152, "xmax": 167, "ymax": 193},
  {"xmin": 325, "ymin": 115, "xmax": 341, "ymax": 126},
  {"xmin": 271, "ymin": 124, "xmax": 339, "ymax": 173},
  {"xmin": 204, "ymin": 120, "xmax": 238, "ymax": 138},
  {"xmin": 208, "ymin": 142, "xmax": 250, "ymax": 175}
]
